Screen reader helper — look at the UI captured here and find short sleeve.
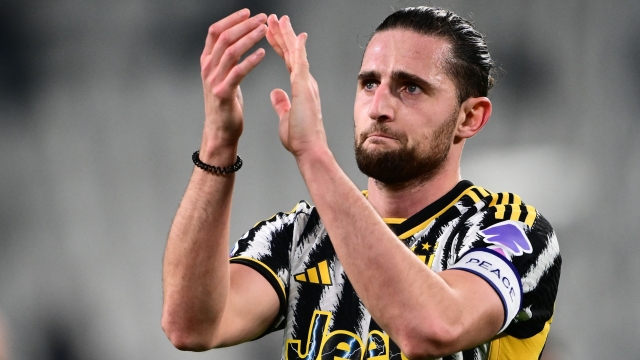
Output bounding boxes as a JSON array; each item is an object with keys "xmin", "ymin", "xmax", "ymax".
[
  {"xmin": 229, "ymin": 201, "xmax": 311, "ymax": 335},
  {"xmin": 449, "ymin": 203, "xmax": 561, "ymax": 336}
]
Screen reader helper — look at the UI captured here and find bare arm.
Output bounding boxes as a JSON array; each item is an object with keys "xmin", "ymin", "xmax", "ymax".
[
  {"xmin": 294, "ymin": 150, "xmax": 503, "ymax": 358},
  {"xmin": 161, "ymin": 9, "xmax": 279, "ymax": 350},
  {"xmin": 267, "ymin": 16, "xmax": 503, "ymax": 359}
]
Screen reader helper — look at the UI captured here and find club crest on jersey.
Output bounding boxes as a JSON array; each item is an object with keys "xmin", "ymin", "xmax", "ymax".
[{"xmin": 480, "ymin": 221, "xmax": 532, "ymax": 257}]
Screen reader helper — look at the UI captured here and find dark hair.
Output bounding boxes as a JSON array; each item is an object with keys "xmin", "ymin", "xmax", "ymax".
[{"xmin": 374, "ymin": 6, "xmax": 495, "ymax": 104}]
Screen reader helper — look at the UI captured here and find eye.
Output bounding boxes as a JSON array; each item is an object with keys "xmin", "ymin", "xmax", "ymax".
[
  {"xmin": 363, "ymin": 81, "xmax": 377, "ymax": 91},
  {"xmin": 405, "ymin": 84, "xmax": 421, "ymax": 94}
]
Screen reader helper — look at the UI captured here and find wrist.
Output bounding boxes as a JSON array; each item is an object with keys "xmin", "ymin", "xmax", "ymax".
[
  {"xmin": 201, "ymin": 127, "xmax": 241, "ymax": 149},
  {"xmin": 198, "ymin": 141, "xmax": 239, "ymax": 166},
  {"xmin": 202, "ymin": 111, "xmax": 243, "ymax": 148},
  {"xmin": 193, "ymin": 151, "xmax": 242, "ymax": 175},
  {"xmin": 295, "ymin": 145, "xmax": 335, "ymax": 176}
]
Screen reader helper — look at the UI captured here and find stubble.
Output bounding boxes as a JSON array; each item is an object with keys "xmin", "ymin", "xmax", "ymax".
[{"xmin": 354, "ymin": 110, "xmax": 458, "ymax": 186}]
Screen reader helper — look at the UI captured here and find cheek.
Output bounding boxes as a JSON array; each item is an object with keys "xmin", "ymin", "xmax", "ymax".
[
  {"xmin": 353, "ymin": 98, "xmax": 370, "ymax": 131},
  {"xmin": 353, "ymin": 92, "xmax": 369, "ymax": 115},
  {"xmin": 404, "ymin": 120, "xmax": 438, "ymax": 151},
  {"xmin": 353, "ymin": 124, "xmax": 368, "ymax": 145},
  {"xmin": 404, "ymin": 133, "xmax": 427, "ymax": 152}
]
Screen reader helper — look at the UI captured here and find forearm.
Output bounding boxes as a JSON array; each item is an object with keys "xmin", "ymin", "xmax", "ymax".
[
  {"xmin": 296, "ymin": 148, "xmax": 468, "ymax": 356},
  {"xmin": 266, "ymin": 12, "xmax": 504, "ymax": 356},
  {"xmin": 162, "ymin": 145, "xmax": 238, "ymax": 350}
]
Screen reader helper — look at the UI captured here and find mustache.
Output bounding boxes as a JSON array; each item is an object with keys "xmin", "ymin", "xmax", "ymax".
[{"xmin": 358, "ymin": 123, "xmax": 407, "ymax": 144}]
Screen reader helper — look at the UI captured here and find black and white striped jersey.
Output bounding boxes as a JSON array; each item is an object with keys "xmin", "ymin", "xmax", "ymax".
[{"xmin": 229, "ymin": 180, "xmax": 561, "ymax": 360}]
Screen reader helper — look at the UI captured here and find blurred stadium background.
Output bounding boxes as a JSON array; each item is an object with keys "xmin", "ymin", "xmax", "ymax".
[{"xmin": 1, "ymin": 0, "xmax": 639, "ymax": 359}]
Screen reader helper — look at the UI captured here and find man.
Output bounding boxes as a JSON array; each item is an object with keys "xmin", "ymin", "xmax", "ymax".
[{"xmin": 162, "ymin": 6, "xmax": 561, "ymax": 360}]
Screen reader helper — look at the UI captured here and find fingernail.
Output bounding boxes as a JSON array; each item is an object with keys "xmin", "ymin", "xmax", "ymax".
[{"xmin": 238, "ymin": 8, "xmax": 249, "ymax": 17}]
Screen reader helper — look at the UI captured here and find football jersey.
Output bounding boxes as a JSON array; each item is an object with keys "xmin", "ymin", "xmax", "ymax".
[{"xmin": 229, "ymin": 180, "xmax": 561, "ymax": 360}]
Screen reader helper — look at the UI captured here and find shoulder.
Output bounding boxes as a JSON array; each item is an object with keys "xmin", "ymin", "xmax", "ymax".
[
  {"xmin": 250, "ymin": 200, "xmax": 315, "ymax": 229},
  {"xmin": 456, "ymin": 186, "xmax": 561, "ymax": 282},
  {"xmin": 451, "ymin": 186, "xmax": 561, "ymax": 334},
  {"xmin": 231, "ymin": 200, "xmax": 315, "ymax": 252},
  {"xmin": 464, "ymin": 187, "xmax": 556, "ymax": 243},
  {"xmin": 463, "ymin": 186, "xmax": 561, "ymax": 287}
]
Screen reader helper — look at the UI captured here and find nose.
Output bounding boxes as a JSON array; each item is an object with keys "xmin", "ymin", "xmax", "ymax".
[{"xmin": 367, "ymin": 83, "xmax": 395, "ymax": 122}]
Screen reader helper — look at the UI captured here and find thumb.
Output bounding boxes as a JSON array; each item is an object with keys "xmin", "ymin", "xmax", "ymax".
[
  {"xmin": 270, "ymin": 88, "xmax": 291, "ymax": 121},
  {"xmin": 271, "ymin": 88, "xmax": 292, "ymax": 151}
]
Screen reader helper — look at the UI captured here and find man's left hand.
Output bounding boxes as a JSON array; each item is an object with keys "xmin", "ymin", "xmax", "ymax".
[{"xmin": 266, "ymin": 15, "xmax": 328, "ymax": 159}]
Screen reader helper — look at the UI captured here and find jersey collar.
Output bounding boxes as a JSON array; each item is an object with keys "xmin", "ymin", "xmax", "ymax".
[{"xmin": 385, "ymin": 180, "xmax": 475, "ymax": 239}]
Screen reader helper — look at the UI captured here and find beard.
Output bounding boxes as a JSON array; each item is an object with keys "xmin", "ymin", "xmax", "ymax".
[{"xmin": 354, "ymin": 111, "xmax": 458, "ymax": 186}]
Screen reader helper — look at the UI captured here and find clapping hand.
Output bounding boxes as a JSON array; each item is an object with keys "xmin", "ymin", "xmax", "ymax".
[
  {"xmin": 266, "ymin": 15, "xmax": 328, "ymax": 159},
  {"xmin": 200, "ymin": 9, "xmax": 267, "ymax": 153}
]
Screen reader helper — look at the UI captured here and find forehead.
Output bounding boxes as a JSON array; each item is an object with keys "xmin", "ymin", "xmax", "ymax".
[{"xmin": 361, "ymin": 30, "xmax": 452, "ymax": 82}]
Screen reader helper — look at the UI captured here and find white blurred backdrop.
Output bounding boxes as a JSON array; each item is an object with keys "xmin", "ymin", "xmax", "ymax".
[{"xmin": 0, "ymin": 0, "xmax": 639, "ymax": 359}]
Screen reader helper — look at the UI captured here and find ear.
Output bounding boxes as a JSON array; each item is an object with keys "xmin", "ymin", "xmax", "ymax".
[{"xmin": 455, "ymin": 97, "xmax": 492, "ymax": 139}]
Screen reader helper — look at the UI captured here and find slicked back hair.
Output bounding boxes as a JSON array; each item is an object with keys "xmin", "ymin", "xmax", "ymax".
[{"xmin": 374, "ymin": 6, "xmax": 495, "ymax": 104}]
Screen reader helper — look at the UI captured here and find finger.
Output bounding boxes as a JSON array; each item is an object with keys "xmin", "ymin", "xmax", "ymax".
[
  {"xmin": 203, "ymin": 9, "xmax": 250, "ymax": 56},
  {"xmin": 219, "ymin": 48, "xmax": 267, "ymax": 93},
  {"xmin": 270, "ymin": 88, "xmax": 291, "ymax": 120},
  {"xmin": 269, "ymin": 15, "xmax": 293, "ymax": 69},
  {"xmin": 266, "ymin": 28, "xmax": 284, "ymax": 58},
  {"xmin": 271, "ymin": 88, "xmax": 292, "ymax": 150},
  {"xmin": 268, "ymin": 15, "xmax": 285, "ymax": 51},
  {"xmin": 266, "ymin": 15, "xmax": 285, "ymax": 59},
  {"xmin": 209, "ymin": 13, "xmax": 267, "ymax": 66},
  {"xmin": 215, "ymin": 23, "xmax": 267, "ymax": 81},
  {"xmin": 279, "ymin": 16, "xmax": 299, "ymax": 65},
  {"xmin": 294, "ymin": 32, "xmax": 310, "ymax": 73}
]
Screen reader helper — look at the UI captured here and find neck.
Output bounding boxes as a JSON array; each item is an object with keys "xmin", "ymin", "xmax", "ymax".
[{"xmin": 366, "ymin": 158, "xmax": 462, "ymax": 219}]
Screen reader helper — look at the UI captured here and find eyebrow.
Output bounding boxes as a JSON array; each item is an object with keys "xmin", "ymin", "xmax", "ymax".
[
  {"xmin": 357, "ymin": 70, "xmax": 434, "ymax": 92},
  {"xmin": 357, "ymin": 70, "xmax": 380, "ymax": 81},
  {"xmin": 392, "ymin": 70, "xmax": 434, "ymax": 91}
]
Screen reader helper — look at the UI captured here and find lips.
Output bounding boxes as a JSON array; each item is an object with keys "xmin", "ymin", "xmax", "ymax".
[
  {"xmin": 358, "ymin": 123, "xmax": 406, "ymax": 145},
  {"xmin": 367, "ymin": 132, "xmax": 397, "ymax": 140}
]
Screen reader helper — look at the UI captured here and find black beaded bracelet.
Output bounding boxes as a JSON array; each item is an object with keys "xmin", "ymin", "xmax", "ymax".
[{"xmin": 192, "ymin": 151, "xmax": 242, "ymax": 174}]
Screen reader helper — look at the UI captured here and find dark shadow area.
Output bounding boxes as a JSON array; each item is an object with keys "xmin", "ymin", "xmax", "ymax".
[
  {"xmin": 491, "ymin": 34, "xmax": 556, "ymax": 116},
  {"xmin": 146, "ymin": 0, "xmax": 290, "ymax": 73},
  {"xmin": 0, "ymin": 1, "xmax": 43, "ymax": 118},
  {"xmin": 624, "ymin": 27, "xmax": 640, "ymax": 116},
  {"xmin": 43, "ymin": 319, "xmax": 80, "ymax": 360}
]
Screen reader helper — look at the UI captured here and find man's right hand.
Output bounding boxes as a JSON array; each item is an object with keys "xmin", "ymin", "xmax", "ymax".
[
  {"xmin": 200, "ymin": 9, "xmax": 267, "ymax": 155},
  {"xmin": 162, "ymin": 10, "xmax": 279, "ymax": 351}
]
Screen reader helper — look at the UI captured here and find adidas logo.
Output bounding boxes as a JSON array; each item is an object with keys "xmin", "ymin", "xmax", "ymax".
[{"xmin": 294, "ymin": 260, "xmax": 332, "ymax": 285}]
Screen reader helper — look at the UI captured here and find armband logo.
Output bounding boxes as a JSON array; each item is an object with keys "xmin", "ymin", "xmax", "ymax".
[{"xmin": 480, "ymin": 221, "xmax": 532, "ymax": 258}]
